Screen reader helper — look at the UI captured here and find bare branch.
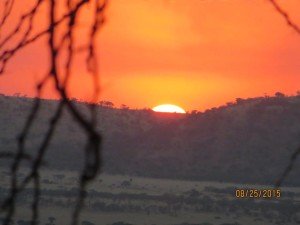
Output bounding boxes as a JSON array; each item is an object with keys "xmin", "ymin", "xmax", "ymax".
[
  {"xmin": 269, "ymin": 0, "xmax": 300, "ymax": 34},
  {"xmin": 0, "ymin": 0, "xmax": 15, "ymax": 30},
  {"xmin": 268, "ymin": 0, "xmax": 300, "ymax": 187},
  {"xmin": 275, "ymin": 147, "xmax": 300, "ymax": 187},
  {"xmin": 0, "ymin": 0, "xmax": 107, "ymax": 224}
]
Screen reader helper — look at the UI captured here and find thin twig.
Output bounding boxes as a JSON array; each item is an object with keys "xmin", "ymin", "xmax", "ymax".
[{"xmin": 269, "ymin": 0, "xmax": 300, "ymax": 34}]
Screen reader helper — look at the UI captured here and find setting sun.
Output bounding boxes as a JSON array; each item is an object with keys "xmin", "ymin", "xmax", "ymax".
[{"xmin": 152, "ymin": 104, "xmax": 186, "ymax": 114}]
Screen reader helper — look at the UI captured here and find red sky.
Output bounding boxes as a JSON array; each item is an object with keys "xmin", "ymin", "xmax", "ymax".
[{"xmin": 1, "ymin": 0, "xmax": 300, "ymax": 111}]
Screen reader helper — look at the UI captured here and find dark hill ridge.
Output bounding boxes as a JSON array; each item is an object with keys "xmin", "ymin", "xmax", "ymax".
[{"xmin": 0, "ymin": 94, "xmax": 300, "ymax": 186}]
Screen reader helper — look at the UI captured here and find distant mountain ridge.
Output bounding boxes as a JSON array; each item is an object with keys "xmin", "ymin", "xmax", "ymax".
[{"xmin": 0, "ymin": 93, "xmax": 300, "ymax": 186}]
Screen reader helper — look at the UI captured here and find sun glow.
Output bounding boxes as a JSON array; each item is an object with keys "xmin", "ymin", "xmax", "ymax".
[{"xmin": 152, "ymin": 104, "xmax": 186, "ymax": 114}]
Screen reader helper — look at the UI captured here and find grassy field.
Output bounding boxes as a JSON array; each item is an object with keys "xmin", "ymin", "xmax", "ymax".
[{"xmin": 0, "ymin": 168, "xmax": 300, "ymax": 225}]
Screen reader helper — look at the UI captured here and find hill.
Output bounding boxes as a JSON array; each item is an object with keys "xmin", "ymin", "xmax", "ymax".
[{"xmin": 0, "ymin": 93, "xmax": 300, "ymax": 186}]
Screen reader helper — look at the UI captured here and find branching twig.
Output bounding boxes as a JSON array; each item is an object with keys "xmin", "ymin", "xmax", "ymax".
[
  {"xmin": 0, "ymin": 0, "xmax": 15, "ymax": 31},
  {"xmin": 275, "ymin": 147, "xmax": 300, "ymax": 187},
  {"xmin": 269, "ymin": 0, "xmax": 300, "ymax": 187},
  {"xmin": 269, "ymin": 0, "xmax": 300, "ymax": 34},
  {"xmin": 0, "ymin": 0, "xmax": 107, "ymax": 224}
]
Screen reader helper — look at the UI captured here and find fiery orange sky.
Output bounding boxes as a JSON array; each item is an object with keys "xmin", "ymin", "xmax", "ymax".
[{"xmin": 1, "ymin": 0, "xmax": 300, "ymax": 111}]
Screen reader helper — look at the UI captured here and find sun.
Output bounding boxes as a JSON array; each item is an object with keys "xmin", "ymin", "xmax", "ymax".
[{"xmin": 152, "ymin": 104, "xmax": 186, "ymax": 114}]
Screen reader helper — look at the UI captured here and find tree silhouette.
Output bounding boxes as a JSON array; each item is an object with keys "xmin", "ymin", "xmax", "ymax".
[{"xmin": 0, "ymin": 0, "xmax": 107, "ymax": 225}]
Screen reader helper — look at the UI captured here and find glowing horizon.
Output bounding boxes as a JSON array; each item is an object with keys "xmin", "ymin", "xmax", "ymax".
[{"xmin": 0, "ymin": 0, "xmax": 300, "ymax": 111}]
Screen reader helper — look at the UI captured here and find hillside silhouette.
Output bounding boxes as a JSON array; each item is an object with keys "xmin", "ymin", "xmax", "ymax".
[{"xmin": 1, "ymin": 93, "xmax": 300, "ymax": 186}]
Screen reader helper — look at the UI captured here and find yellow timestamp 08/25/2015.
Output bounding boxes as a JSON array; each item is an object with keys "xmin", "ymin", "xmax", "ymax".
[{"xmin": 235, "ymin": 189, "xmax": 281, "ymax": 199}]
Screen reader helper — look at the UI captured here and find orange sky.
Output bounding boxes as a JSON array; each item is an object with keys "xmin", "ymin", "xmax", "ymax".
[{"xmin": 1, "ymin": 0, "xmax": 300, "ymax": 111}]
